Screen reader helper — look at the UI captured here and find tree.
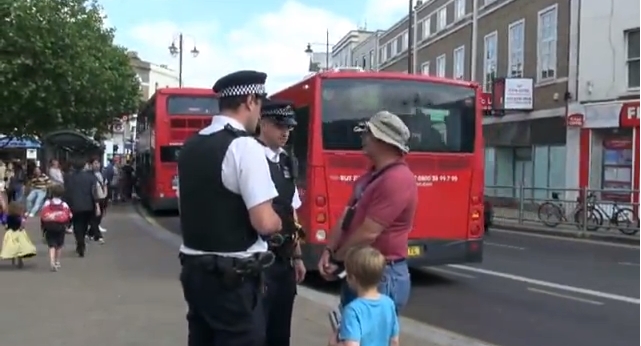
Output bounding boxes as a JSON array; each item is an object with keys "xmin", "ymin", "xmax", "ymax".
[{"xmin": 0, "ymin": 0, "xmax": 140, "ymax": 139}]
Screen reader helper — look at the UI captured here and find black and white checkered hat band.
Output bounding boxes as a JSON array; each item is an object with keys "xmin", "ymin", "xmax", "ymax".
[
  {"xmin": 262, "ymin": 108, "xmax": 294, "ymax": 117},
  {"xmin": 218, "ymin": 84, "xmax": 266, "ymax": 97}
]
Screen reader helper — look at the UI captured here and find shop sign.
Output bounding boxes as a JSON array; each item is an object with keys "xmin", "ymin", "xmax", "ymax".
[
  {"xmin": 502, "ymin": 78, "xmax": 534, "ymax": 110},
  {"xmin": 481, "ymin": 92, "xmax": 493, "ymax": 115},
  {"xmin": 566, "ymin": 113, "xmax": 584, "ymax": 127},
  {"xmin": 619, "ymin": 101, "xmax": 640, "ymax": 128}
]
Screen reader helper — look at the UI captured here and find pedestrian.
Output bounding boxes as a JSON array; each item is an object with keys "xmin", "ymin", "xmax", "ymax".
[
  {"xmin": 327, "ymin": 246, "xmax": 400, "ymax": 346},
  {"xmin": 40, "ymin": 184, "xmax": 72, "ymax": 271},
  {"xmin": 178, "ymin": 70, "xmax": 282, "ymax": 346},
  {"xmin": 317, "ymin": 111, "xmax": 417, "ymax": 312},
  {"xmin": 89, "ymin": 158, "xmax": 107, "ymax": 243},
  {"xmin": 25, "ymin": 166, "xmax": 50, "ymax": 217},
  {"xmin": 64, "ymin": 158, "xmax": 100, "ymax": 257},
  {"xmin": 0, "ymin": 202, "xmax": 36, "ymax": 268},
  {"xmin": 7, "ymin": 161, "xmax": 25, "ymax": 203},
  {"xmin": 48, "ymin": 159, "xmax": 64, "ymax": 186},
  {"xmin": 257, "ymin": 100, "xmax": 306, "ymax": 346}
]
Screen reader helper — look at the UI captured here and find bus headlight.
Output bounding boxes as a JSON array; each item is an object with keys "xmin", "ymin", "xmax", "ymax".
[{"xmin": 315, "ymin": 229, "xmax": 327, "ymax": 241}]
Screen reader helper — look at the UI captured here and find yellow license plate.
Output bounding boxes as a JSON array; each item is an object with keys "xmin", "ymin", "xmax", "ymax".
[{"xmin": 407, "ymin": 246, "xmax": 421, "ymax": 257}]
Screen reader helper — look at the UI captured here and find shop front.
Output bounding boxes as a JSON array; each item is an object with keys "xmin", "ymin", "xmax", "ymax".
[{"xmin": 568, "ymin": 100, "xmax": 639, "ymax": 204}]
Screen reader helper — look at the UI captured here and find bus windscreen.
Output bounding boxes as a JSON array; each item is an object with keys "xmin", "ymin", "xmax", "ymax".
[
  {"xmin": 167, "ymin": 96, "xmax": 219, "ymax": 115},
  {"xmin": 320, "ymin": 79, "xmax": 476, "ymax": 153}
]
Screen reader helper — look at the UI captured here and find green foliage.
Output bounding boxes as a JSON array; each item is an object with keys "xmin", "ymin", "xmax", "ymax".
[{"xmin": 0, "ymin": 0, "xmax": 141, "ymax": 138}]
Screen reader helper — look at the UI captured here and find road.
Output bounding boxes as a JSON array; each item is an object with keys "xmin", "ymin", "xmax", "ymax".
[{"xmin": 154, "ymin": 214, "xmax": 640, "ymax": 346}]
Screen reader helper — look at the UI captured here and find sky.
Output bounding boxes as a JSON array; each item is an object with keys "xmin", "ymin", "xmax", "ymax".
[{"xmin": 101, "ymin": 0, "xmax": 410, "ymax": 93}]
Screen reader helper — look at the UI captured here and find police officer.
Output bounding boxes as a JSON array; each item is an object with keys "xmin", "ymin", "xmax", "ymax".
[
  {"xmin": 256, "ymin": 100, "xmax": 306, "ymax": 346},
  {"xmin": 178, "ymin": 70, "xmax": 283, "ymax": 346}
]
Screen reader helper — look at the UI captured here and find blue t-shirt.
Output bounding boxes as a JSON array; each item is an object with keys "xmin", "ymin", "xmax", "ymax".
[{"xmin": 339, "ymin": 295, "xmax": 399, "ymax": 346}]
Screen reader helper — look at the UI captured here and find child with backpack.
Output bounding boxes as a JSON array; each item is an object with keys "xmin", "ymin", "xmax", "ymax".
[{"xmin": 40, "ymin": 184, "xmax": 72, "ymax": 271}]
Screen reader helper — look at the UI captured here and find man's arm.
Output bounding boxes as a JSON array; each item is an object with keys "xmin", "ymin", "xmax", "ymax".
[
  {"xmin": 334, "ymin": 173, "xmax": 412, "ymax": 260},
  {"xmin": 232, "ymin": 137, "xmax": 281, "ymax": 235}
]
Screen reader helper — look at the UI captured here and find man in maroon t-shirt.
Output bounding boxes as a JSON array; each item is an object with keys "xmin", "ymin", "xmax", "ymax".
[{"xmin": 317, "ymin": 111, "xmax": 418, "ymax": 311}]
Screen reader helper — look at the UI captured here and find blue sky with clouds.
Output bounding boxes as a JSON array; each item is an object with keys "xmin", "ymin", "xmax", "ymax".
[{"xmin": 100, "ymin": 0, "xmax": 409, "ymax": 92}]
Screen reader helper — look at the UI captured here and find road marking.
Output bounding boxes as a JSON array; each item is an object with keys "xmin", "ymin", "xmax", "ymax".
[
  {"xmin": 428, "ymin": 267, "xmax": 477, "ymax": 279},
  {"xmin": 449, "ymin": 264, "xmax": 640, "ymax": 305},
  {"xmin": 527, "ymin": 287, "xmax": 604, "ymax": 306},
  {"xmin": 492, "ymin": 228, "xmax": 639, "ymax": 249},
  {"xmin": 618, "ymin": 262, "xmax": 640, "ymax": 266},
  {"xmin": 484, "ymin": 242, "xmax": 525, "ymax": 250}
]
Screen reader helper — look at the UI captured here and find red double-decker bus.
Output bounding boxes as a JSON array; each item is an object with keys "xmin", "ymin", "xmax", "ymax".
[
  {"xmin": 135, "ymin": 87, "xmax": 218, "ymax": 212},
  {"xmin": 271, "ymin": 69, "xmax": 485, "ymax": 270}
]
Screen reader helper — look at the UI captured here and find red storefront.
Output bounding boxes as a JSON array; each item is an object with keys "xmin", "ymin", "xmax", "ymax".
[{"xmin": 570, "ymin": 100, "xmax": 639, "ymax": 203}]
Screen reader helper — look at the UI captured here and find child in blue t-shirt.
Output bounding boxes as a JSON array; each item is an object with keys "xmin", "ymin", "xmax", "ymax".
[{"xmin": 329, "ymin": 246, "xmax": 400, "ymax": 346}]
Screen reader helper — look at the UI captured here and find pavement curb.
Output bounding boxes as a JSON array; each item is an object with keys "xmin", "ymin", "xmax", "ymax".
[
  {"xmin": 131, "ymin": 204, "xmax": 498, "ymax": 346},
  {"xmin": 493, "ymin": 220, "xmax": 640, "ymax": 246}
]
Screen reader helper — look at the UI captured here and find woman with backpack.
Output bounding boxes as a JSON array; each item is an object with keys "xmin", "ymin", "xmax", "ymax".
[{"xmin": 89, "ymin": 158, "xmax": 107, "ymax": 243}]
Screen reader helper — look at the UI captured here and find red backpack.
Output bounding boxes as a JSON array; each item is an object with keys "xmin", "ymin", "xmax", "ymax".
[{"xmin": 41, "ymin": 200, "xmax": 71, "ymax": 224}]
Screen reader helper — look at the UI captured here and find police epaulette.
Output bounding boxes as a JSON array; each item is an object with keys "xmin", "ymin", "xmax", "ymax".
[{"xmin": 223, "ymin": 124, "xmax": 250, "ymax": 137}]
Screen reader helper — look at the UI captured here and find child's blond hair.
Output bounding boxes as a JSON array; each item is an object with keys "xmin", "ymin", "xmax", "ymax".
[{"xmin": 344, "ymin": 246, "xmax": 386, "ymax": 289}]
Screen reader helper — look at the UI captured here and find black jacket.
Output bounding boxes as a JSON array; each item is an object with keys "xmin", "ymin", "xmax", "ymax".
[{"xmin": 64, "ymin": 169, "xmax": 97, "ymax": 212}]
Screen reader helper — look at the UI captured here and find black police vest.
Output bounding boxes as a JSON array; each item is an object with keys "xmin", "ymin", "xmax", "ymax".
[
  {"xmin": 267, "ymin": 153, "xmax": 296, "ymax": 235},
  {"xmin": 178, "ymin": 126, "xmax": 259, "ymax": 253}
]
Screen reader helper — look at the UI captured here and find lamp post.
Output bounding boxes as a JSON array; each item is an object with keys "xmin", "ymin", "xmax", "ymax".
[
  {"xmin": 304, "ymin": 30, "xmax": 333, "ymax": 71},
  {"xmin": 168, "ymin": 33, "xmax": 199, "ymax": 87}
]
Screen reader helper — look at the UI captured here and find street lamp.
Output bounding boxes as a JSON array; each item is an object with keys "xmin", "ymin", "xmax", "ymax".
[
  {"xmin": 168, "ymin": 33, "xmax": 199, "ymax": 87},
  {"xmin": 304, "ymin": 30, "xmax": 332, "ymax": 71}
]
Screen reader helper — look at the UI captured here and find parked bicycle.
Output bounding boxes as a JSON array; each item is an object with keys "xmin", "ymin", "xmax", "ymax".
[{"xmin": 537, "ymin": 192, "xmax": 639, "ymax": 235}]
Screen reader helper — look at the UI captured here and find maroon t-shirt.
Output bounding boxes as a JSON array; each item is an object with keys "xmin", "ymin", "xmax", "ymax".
[{"xmin": 338, "ymin": 162, "xmax": 418, "ymax": 259}]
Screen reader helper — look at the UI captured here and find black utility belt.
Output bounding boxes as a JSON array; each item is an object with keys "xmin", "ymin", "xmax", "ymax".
[{"xmin": 179, "ymin": 252, "xmax": 275, "ymax": 275}]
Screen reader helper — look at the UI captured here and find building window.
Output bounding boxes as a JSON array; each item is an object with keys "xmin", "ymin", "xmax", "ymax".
[
  {"xmin": 437, "ymin": 8, "xmax": 447, "ymax": 31},
  {"xmin": 626, "ymin": 28, "xmax": 640, "ymax": 89},
  {"xmin": 455, "ymin": 0, "xmax": 466, "ymax": 20},
  {"xmin": 508, "ymin": 19, "xmax": 525, "ymax": 77},
  {"xmin": 423, "ymin": 17, "xmax": 432, "ymax": 39},
  {"xmin": 436, "ymin": 54, "xmax": 446, "ymax": 77},
  {"xmin": 361, "ymin": 55, "xmax": 367, "ymax": 69},
  {"xmin": 483, "ymin": 31, "xmax": 498, "ymax": 92},
  {"xmin": 385, "ymin": 42, "xmax": 393, "ymax": 60},
  {"xmin": 403, "ymin": 31, "xmax": 409, "ymax": 51},
  {"xmin": 421, "ymin": 61, "xmax": 430, "ymax": 75},
  {"xmin": 417, "ymin": 20, "xmax": 424, "ymax": 41},
  {"xmin": 378, "ymin": 47, "xmax": 385, "ymax": 63},
  {"xmin": 537, "ymin": 5, "xmax": 558, "ymax": 81},
  {"xmin": 395, "ymin": 36, "xmax": 403, "ymax": 55},
  {"xmin": 369, "ymin": 49, "xmax": 375, "ymax": 70},
  {"xmin": 484, "ymin": 0, "xmax": 497, "ymax": 5},
  {"xmin": 453, "ymin": 46, "xmax": 465, "ymax": 79}
]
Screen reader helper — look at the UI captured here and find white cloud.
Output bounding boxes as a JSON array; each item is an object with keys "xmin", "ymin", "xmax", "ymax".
[{"xmin": 126, "ymin": 1, "xmax": 357, "ymax": 93}]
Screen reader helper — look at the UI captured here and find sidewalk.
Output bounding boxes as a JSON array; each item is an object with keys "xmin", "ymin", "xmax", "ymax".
[
  {"xmin": 0, "ymin": 208, "xmax": 465, "ymax": 346},
  {"xmin": 493, "ymin": 207, "xmax": 640, "ymax": 245}
]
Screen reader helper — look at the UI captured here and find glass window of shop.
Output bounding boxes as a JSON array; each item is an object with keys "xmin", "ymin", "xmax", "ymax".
[
  {"xmin": 484, "ymin": 145, "xmax": 567, "ymax": 201},
  {"xmin": 588, "ymin": 128, "xmax": 634, "ymax": 203}
]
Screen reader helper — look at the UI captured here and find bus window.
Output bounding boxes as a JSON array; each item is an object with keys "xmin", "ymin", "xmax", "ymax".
[
  {"xmin": 291, "ymin": 106, "xmax": 310, "ymax": 182},
  {"xmin": 320, "ymin": 79, "xmax": 475, "ymax": 153},
  {"xmin": 159, "ymin": 145, "xmax": 181, "ymax": 162},
  {"xmin": 167, "ymin": 96, "xmax": 219, "ymax": 115}
]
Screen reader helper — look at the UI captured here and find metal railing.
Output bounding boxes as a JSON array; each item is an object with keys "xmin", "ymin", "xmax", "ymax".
[{"xmin": 485, "ymin": 185, "xmax": 640, "ymax": 237}]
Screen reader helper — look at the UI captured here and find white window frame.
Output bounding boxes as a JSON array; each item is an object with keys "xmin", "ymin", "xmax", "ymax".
[
  {"xmin": 483, "ymin": 31, "xmax": 498, "ymax": 92},
  {"xmin": 403, "ymin": 31, "xmax": 409, "ymax": 51},
  {"xmin": 369, "ymin": 49, "xmax": 375, "ymax": 70},
  {"xmin": 437, "ymin": 7, "xmax": 447, "ymax": 31},
  {"xmin": 455, "ymin": 0, "xmax": 466, "ymax": 20},
  {"xmin": 423, "ymin": 18, "xmax": 432, "ymax": 38},
  {"xmin": 421, "ymin": 61, "xmax": 430, "ymax": 75},
  {"xmin": 625, "ymin": 28, "xmax": 640, "ymax": 90},
  {"xmin": 483, "ymin": 0, "xmax": 497, "ymax": 5},
  {"xmin": 453, "ymin": 46, "xmax": 465, "ymax": 79},
  {"xmin": 378, "ymin": 47, "xmax": 385, "ymax": 63},
  {"xmin": 537, "ymin": 4, "xmax": 558, "ymax": 81},
  {"xmin": 436, "ymin": 54, "xmax": 446, "ymax": 77},
  {"xmin": 508, "ymin": 19, "xmax": 525, "ymax": 78}
]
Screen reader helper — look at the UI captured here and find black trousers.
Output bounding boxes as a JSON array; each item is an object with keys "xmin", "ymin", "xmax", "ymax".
[
  {"xmin": 263, "ymin": 259, "xmax": 297, "ymax": 346},
  {"xmin": 180, "ymin": 259, "xmax": 266, "ymax": 346},
  {"xmin": 72, "ymin": 211, "xmax": 92, "ymax": 255},
  {"xmin": 89, "ymin": 200, "xmax": 106, "ymax": 240}
]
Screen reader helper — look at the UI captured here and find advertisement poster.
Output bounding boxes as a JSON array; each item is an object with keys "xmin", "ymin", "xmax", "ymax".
[{"xmin": 601, "ymin": 137, "xmax": 633, "ymax": 202}]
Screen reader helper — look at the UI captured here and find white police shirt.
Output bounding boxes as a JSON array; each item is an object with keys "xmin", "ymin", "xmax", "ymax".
[
  {"xmin": 263, "ymin": 146, "xmax": 302, "ymax": 210},
  {"xmin": 179, "ymin": 115, "xmax": 278, "ymax": 258}
]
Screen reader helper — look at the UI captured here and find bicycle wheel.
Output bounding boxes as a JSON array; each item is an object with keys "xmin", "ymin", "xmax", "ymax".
[
  {"xmin": 538, "ymin": 202, "xmax": 563, "ymax": 227},
  {"xmin": 574, "ymin": 207, "xmax": 603, "ymax": 231},
  {"xmin": 613, "ymin": 207, "xmax": 639, "ymax": 235}
]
